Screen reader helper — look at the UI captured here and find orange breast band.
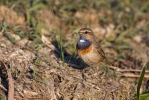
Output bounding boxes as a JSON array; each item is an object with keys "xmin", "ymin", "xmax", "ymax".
[{"xmin": 77, "ymin": 45, "xmax": 92, "ymax": 55}]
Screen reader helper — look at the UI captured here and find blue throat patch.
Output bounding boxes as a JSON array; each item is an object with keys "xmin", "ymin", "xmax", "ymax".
[{"xmin": 77, "ymin": 40, "xmax": 91, "ymax": 50}]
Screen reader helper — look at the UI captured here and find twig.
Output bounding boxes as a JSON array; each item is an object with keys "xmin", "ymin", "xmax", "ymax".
[
  {"xmin": 4, "ymin": 63, "xmax": 14, "ymax": 100},
  {"xmin": 113, "ymin": 92, "xmax": 117, "ymax": 100},
  {"xmin": 122, "ymin": 73, "xmax": 149, "ymax": 78},
  {"xmin": 104, "ymin": 91, "xmax": 110, "ymax": 100},
  {"xmin": 0, "ymin": 84, "xmax": 7, "ymax": 91},
  {"xmin": 109, "ymin": 66, "xmax": 149, "ymax": 73}
]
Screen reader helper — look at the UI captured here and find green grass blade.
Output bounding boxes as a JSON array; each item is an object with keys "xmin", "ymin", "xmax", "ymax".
[
  {"xmin": 3, "ymin": 33, "xmax": 16, "ymax": 44},
  {"xmin": 137, "ymin": 66, "xmax": 147, "ymax": 100},
  {"xmin": 139, "ymin": 93, "xmax": 149, "ymax": 100}
]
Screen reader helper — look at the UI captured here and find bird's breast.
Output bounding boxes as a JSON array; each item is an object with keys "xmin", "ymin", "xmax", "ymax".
[
  {"xmin": 77, "ymin": 44, "xmax": 93, "ymax": 55},
  {"xmin": 76, "ymin": 39, "xmax": 92, "ymax": 55}
]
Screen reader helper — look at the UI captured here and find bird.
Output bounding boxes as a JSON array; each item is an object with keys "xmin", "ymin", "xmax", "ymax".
[{"xmin": 76, "ymin": 28, "xmax": 107, "ymax": 67}]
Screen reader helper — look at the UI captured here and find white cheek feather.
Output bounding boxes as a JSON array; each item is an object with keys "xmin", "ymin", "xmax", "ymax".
[{"xmin": 79, "ymin": 40, "xmax": 85, "ymax": 42}]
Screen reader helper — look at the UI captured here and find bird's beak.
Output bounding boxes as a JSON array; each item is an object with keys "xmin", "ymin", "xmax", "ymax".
[{"xmin": 80, "ymin": 34, "xmax": 86, "ymax": 40}]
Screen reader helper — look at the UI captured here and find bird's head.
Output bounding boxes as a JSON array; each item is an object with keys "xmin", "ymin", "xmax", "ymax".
[
  {"xmin": 78, "ymin": 28, "xmax": 95, "ymax": 42},
  {"xmin": 76, "ymin": 28, "xmax": 95, "ymax": 50}
]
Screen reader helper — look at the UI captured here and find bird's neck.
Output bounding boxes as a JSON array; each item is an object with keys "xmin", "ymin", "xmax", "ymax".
[{"xmin": 76, "ymin": 39, "xmax": 91, "ymax": 50}]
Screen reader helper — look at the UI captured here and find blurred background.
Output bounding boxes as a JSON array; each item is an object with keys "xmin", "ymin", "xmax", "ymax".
[{"xmin": 1, "ymin": 0, "xmax": 148, "ymax": 66}]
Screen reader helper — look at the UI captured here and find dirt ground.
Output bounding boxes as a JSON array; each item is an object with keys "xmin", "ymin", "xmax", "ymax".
[{"xmin": 0, "ymin": 1, "xmax": 149, "ymax": 100}]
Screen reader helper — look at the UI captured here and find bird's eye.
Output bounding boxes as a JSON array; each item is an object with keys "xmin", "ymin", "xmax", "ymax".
[{"xmin": 85, "ymin": 31, "xmax": 88, "ymax": 34}]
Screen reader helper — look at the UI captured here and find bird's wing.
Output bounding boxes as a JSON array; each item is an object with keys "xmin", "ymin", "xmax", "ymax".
[
  {"xmin": 95, "ymin": 43, "xmax": 106, "ymax": 59},
  {"xmin": 95, "ymin": 43, "xmax": 112, "ymax": 65}
]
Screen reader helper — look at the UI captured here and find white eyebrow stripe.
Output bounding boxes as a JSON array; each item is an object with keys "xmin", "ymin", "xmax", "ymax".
[{"xmin": 79, "ymin": 40, "xmax": 85, "ymax": 42}]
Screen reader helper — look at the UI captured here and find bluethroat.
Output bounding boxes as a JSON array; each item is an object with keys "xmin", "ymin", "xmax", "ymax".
[{"xmin": 76, "ymin": 28, "xmax": 107, "ymax": 67}]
